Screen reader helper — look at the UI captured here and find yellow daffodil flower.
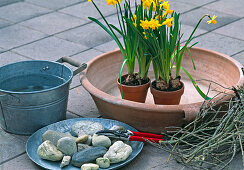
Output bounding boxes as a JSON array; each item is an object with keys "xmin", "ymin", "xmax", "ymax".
[
  {"xmin": 133, "ymin": 22, "xmax": 137, "ymax": 27},
  {"xmin": 207, "ymin": 15, "xmax": 217, "ymax": 24},
  {"xmin": 106, "ymin": 0, "xmax": 118, "ymax": 6},
  {"xmin": 161, "ymin": 1, "xmax": 168, "ymax": 9},
  {"xmin": 162, "ymin": 17, "xmax": 173, "ymax": 27},
  {"xmin": 142, "ymin": 0, "xmax": 156, "ymax": 11},
  {"xmin": 140, "ymin": 20, "xmax": 150, "ymax": 29},
  {"xmin": 149, "ymin": 18, "xmax": 162, "ymax": 30},
  {"xmin": 88, "ymin": 0, "xmax": 92, "ymax": 2},
  {"xmin": 163, "ymin": 4, "xmax": 173, "ymax": 16}
]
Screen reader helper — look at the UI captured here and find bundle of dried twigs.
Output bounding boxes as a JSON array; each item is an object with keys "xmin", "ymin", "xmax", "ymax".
[{"xmin": 152, "ymin": 86, "xmax": 244, "ymax": 169}]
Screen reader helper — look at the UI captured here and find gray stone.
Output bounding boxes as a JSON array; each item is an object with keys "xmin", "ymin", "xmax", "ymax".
[
  {"xmin": 26, "ymin": 0, "xmax": 83, "ymax": 10},
  {"xmin": 57, "ymin": 137, "xmax": 77, "ymax": 156},
  {"xmin": 21, "ymin": 12, "xmax": 86, "ymax": 35},
  {"xmin": 180, "ymin": 7, "xmax": 239, "ymax": 31},
  {"xmin": 71, "ymin": 120, "xmax": 104, "ymax": 136},
  {"xmin": 0, "ymin": 51, "xmax": 29, "ymax": 67},
  {"xmin": 0, "ymin": 24, "xmax": 46, "ymax": 49},
  {"xmin": 213, "ymin": 18, "xmax": 244, "ymax": 41},
  {"xmin": 13, "ymin": 36, "xmax": 88, "ymax": 61},
  {"xmin": 109, "ymin": 125, "xmax": 126, "ymax": 132},
  {"xmin": 37, "ymin": 140, "xmax": 63, "ymax": 161},
  {"xmin": 190, "ymin": 32, "xmax": 244, "ymax": 56},
  {"xmin": 92, "ymin": 134, "xmax": 111, "ymax": 148},
  {"xmin": 96, "ymin": 157, "xmax": 110, "ymax": 168},
  {"xmin": 204, "ymin": 0, "xmax": 244, "ymax": 17},
  {"xmin": 85, "ymin": 135, "xmax": 92, "ymax": 146},
  {"xmin": 59, "ymin": 1, "xmax": 117, "ymax": 21},
  {"xmin": 71, "ymin": 147, "xmax": 107, "ymax": 167},
  {"xmin": 76, "ymin": 135, "xmax": 88, "ymax": 143},
  {"xmin": 77, "ymin": 143, "xmax": 92, "ymax": 152},
  {"xmin": 104, "ymin": 141, "xmax": 132, "ymax": 164},
  {"xmin": 56, "ymin": 22, "xmax": 113, "ymax": 48},
  {"xmin": 81, "ymin": 163, "xmax": 99, "ymax": 170},
  {"xmin": 42, "ymin": 130, "xmax": 76, "ymax": 146},
  {"xmin": 0, "ymin": 2, "xmax": 50, "ymax": 23},
  {"xmin": 60, "ymin": 155, "xmax": 71, "ymax": 168},
  {"xmin": 0, "ymin": 129, "xmax": 26, "ymax": 164}
]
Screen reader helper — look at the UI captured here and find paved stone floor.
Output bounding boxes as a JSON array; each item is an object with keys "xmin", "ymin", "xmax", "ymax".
[{"xmin": 0, "ymin": 0, "xmax": 243, "ymax": 169}]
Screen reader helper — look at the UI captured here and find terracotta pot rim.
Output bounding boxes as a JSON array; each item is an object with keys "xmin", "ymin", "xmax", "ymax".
[
  {"xmin": 80, "ymin": 47, "xmax": 244, "ymax": 113},
  {"xmin": 150, "ymin": 80, "xmax": 184, "ymax": 94}
]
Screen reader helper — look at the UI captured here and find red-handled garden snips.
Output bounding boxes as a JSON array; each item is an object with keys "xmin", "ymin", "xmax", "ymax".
[{"xmin": 96, "ymin": 130, "xmax": 163, "ymax": 143}]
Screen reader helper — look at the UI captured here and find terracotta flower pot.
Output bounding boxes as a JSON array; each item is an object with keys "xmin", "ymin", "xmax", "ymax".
[
  {"xmin": 150, "ymin": 81, "xmax": 184, "ymax": 105},
  {"xmin": 117, "ymin": 75, "xmax": 150, "ymax": 103}
]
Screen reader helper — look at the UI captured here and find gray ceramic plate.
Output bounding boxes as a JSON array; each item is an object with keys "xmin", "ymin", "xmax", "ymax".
[{"xmin": 26, "ymin": 118, "xmax": 144, "ymax": 170}]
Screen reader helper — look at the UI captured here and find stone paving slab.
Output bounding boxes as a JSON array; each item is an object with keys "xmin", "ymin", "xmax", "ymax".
[
  {"xmin": 0, "ymin": 18, "xmax": 12, "ymax": 29},
  {"xmin": 21, "ymin": 12, "xmax": 87, "ymax": 35},
  {"xmin": 25, "ymin": 0, "xmax": 84, "ymax": 10},
  {"xmin": 180, "ymin": 7, "xmax": 240, "ymax": 31},
  {"xmin": 213, "ymin": 18, "xmax": 244, "ymax": 41},
  {"xmin": 0, "ymin": 130, "xmax": 26, "ymax": 164},
  {"xmin": 71, "ymin": 48, "xmax": 103, "ymax": 64},
  {"xmin": 180, "ymin": 24, "xmax": 207, "ymax": 42},
  {"xmin": 0, "ymin": 47, "xmax": 6, "ymax": 54},
  {"xmin": 0, "ymin": 2, "xmax": 51, "ymax": 23},
  {"xmin": 56, "ymin": 23, "xmax": 114, "ymax": 48},
  {"xmin": 0, "ymin": 0, "xmax": 23, "ymax": 7},
  {"xmin": 0, "ymin": 153, "xmax": 42, "ymax": 170},
  {"xmin": 232, "ymin": 51, "xmax": 244, "ymax": 65},
  {"xmin": 13, "ymin": 36, "xmax": 88, "ymax": 61},
  {"xmin": 168, "ymin": 0, "xmax": 199, "ymax": 14},
  {"xmin": 0, "ymin": 24, "xmax": 47, "ymax": 50},
  {"xmin": 68, "ymin": 85, "xmax": 99, "ymax": 117},
  {"xmin": 191, "ymin": 32, "xmax": 244, "ymax": 56},
  {"xmin": 204, "ymin": 0, "xmax": 244, "ymax": 17},
  {"xmin": 0, "ymin": 51, "xmax": 30, "ymax": 67},
  {"xmin": 174, "ymin": 0, "xmax": 217, "ymax": 6},
  {"xmin": 59, "ymin": 1, "xmax": 117, "ymax": 22},
  {"xmin": 94, "ymin": 38, "xmax": 123, "ymax": 53}
]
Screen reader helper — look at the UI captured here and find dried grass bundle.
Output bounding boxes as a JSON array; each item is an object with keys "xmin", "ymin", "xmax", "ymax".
[{"xmin": 151, "ymin": 86, "xmax": 244, "ymax": 169}]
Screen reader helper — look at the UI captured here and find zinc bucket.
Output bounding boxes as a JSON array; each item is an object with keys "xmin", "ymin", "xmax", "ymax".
[{"xmin": 0, "ymin": 57, "xmax": 86, "ymax": 135}]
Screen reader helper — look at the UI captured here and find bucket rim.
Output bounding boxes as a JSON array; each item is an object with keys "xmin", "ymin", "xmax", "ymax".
[{"xmin": 0, "ymin": 60, "xmax": 73, "ymax": 94}]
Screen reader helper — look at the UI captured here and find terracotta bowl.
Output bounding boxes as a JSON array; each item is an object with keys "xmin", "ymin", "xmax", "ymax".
[{"xmin": 80, "ymin": 47, "xmax": 244, "ymax": 133}]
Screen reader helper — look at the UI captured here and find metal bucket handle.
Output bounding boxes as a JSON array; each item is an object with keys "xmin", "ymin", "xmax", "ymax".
[{"xmin": 56, "ymin": 56, "xmax": 87, "ymax": 76}]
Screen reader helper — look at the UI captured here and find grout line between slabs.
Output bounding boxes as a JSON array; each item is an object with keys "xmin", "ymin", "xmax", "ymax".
[
  {"xmin": 66, "ymin": 110, "xmax": 85, "ymax": 117},
  {"xmin": 0, "ymin": 152, "xmax": 26, "ymax": 166},
  {"xmin": 231, "ymin": 50, "xmax": 244, "ymax": 57}
]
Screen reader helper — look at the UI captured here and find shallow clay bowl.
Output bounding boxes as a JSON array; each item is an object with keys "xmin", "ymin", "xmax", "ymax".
[{"xmin": 80, "ymin": 47, "xmax": 244, "ymax": 133}]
